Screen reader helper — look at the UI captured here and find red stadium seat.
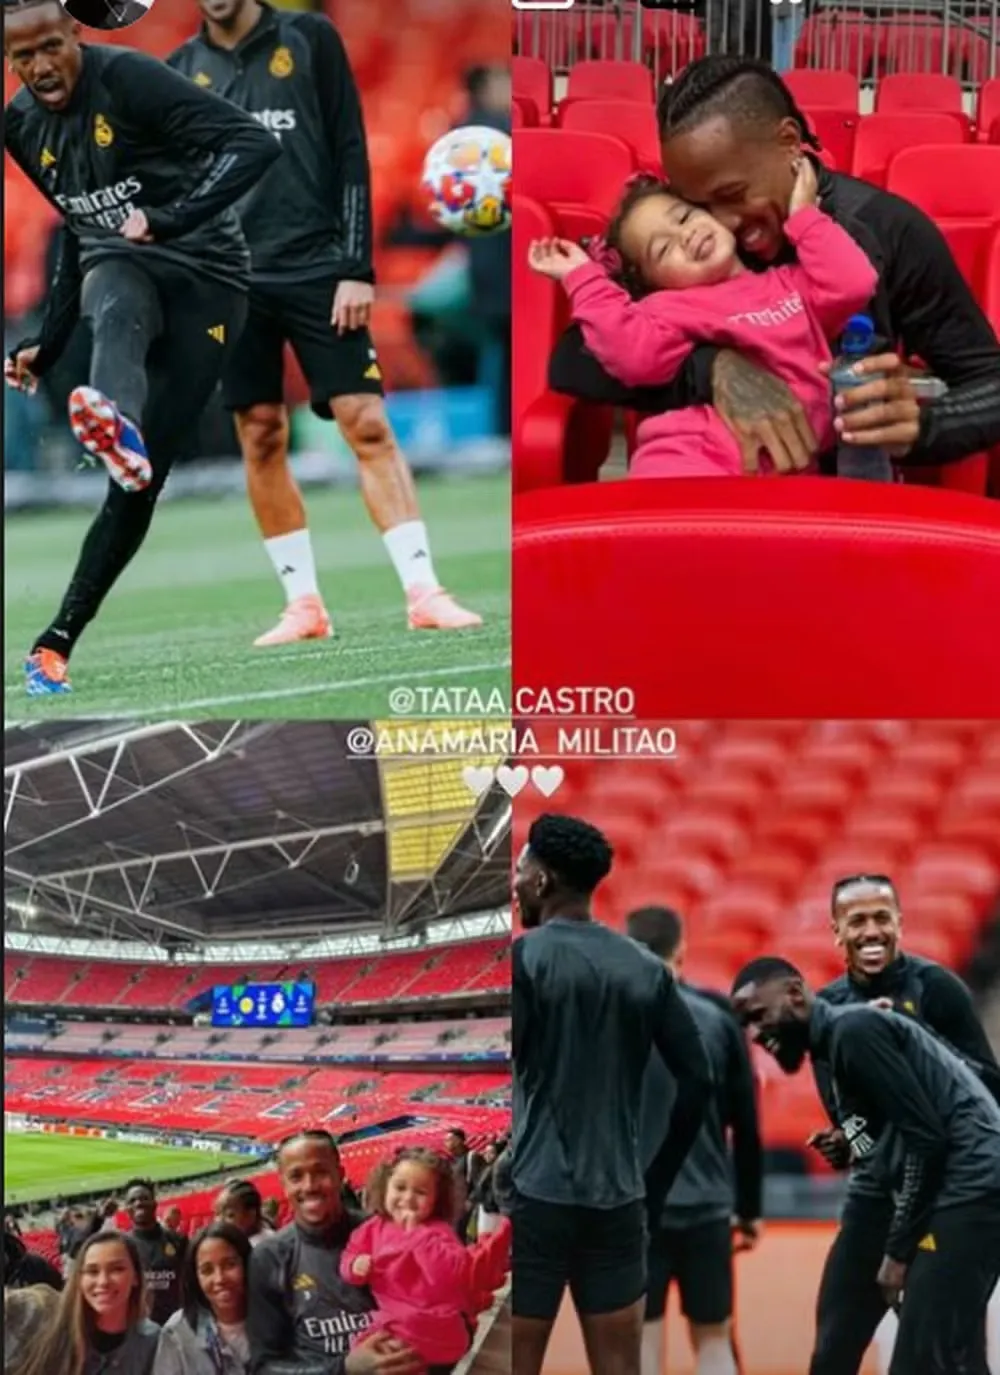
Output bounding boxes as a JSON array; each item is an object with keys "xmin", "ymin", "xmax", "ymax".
[
  {"xmin": 978, "ymin": 79, "xmax": 1000, "ymax": 142},
  {"xmin": 512, "ymin": 96, "xmax": 538, "ymax": 128},
  {"xmin": 513, "ymin": 479, "xmax": 1000, "ymax": 718},
  {"xmin": 803, "ymin": 107, "xmax": 860, "ymax": 174},
  {"xmin": 558, "ymin": 98, "xmax": 661, "ymax": 173},
  {"xmin": 851, "ymin": 111, "xmax": 969, "ymax": 189},
  {"xmin": 784, "ymin": 68, "xmax": 860, "ymax": 109},
  {"xmin": 513, "ymin": 126, "xmax": 635, "ymax": 238},
  {"xmin": 986, "ymin": 227, "xmax": 1000, "ymax": 496},
  {"xmin": 513, "ymin": 55, "xmax": 552, "ymax": 122},
  {"xmin": 886, "ymin": 146, "xmax": 1000, "ymax": 296},
  {"xmin": 796, "ymin": 17, "xmax": 879, "ymax": 79},
  {"xmin": 565, "ymin": 59, "xmax": 655, "ymax": 105},
  {"xmin": 876, "ymin": 71, "xmax": 964, "ymax": 115},
  {"xmin": 511, "ymin": 191, "xmax": 613, "ymax": 493}
]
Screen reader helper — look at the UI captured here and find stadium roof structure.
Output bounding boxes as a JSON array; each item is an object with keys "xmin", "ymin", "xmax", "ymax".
[{"xmin": 4, "ymin": 720, "xmax": 511, "ymax": 949}]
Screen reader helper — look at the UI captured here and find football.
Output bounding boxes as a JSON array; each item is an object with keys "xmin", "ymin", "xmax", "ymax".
[{"xmin": 421, "ymin": 124, "xmax": 512, "ymax": 238}]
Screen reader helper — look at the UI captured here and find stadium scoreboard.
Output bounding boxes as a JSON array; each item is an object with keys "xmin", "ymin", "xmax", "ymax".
[{"xmin": 211, "ymin": 981, "xmax": 315, "ymax": 1028}]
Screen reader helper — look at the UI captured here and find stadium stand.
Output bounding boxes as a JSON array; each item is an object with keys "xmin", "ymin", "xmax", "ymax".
[
  {"xmin": 5, "ymin": 938, "xmax": 509, "ymax": 1010},
  {"xmin": 514, "ymin": 719, "xmax": 1000, "ymax": 1166}
]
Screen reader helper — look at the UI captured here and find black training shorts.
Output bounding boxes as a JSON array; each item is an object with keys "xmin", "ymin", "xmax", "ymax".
[
  {"xmin": 512, "ymin": 1192, "xmax": 647, "ymax": 1321},
  {"xmin": 222, "ymin": 275, "xmax": 384, "ymax": 417},
  {"xmin": 645, "ymin": 1218, "xmax": 733, "ymax": 1325}
]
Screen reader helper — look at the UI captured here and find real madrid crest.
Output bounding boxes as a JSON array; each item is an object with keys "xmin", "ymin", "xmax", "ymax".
[
  {"xmin": 94, "ymin": 114, "xmax": 114, "ymax": 149},
  {"xmin": 269, "ymin": 46, "xmax": 294, "ymax": 79}
]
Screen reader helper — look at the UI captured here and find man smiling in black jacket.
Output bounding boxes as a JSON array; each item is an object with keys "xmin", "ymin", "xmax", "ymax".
[
  {"xmin": 808, "ymin": 875, "xmax": 1000, "ymax": 1375},
  {"xmin": 733, "ymin": 956, "xmax": 1000, "ymax": 1375},
  {"xmin": 549, "ymin": 56, "xmax": 1000, "ymax": 476},
  {"xmin": 247, "ymin": 1130, "xmax": 422, "ymax": 1375}
]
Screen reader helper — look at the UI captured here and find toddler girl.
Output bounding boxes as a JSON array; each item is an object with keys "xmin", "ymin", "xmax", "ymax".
[
  {"xmin": 529, "ymin": 158, "xmax": 878, "ymax": 477},
  {"xmin": 341, "ymin": 1148, "xmax": 493, "ymax": 1373}
]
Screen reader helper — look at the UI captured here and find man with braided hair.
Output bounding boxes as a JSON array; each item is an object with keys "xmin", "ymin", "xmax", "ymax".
[
  {"xmin": 549, "ymin": 55, "xmax": 1000, "ymax": 478},
  {"xmin": 3, "ymin": 0, "xmax": 279, "ymax": 695}
]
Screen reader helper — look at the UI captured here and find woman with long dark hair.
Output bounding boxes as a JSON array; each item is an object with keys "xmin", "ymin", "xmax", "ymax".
[
  {"xmin": 15, "ymin": 1230, "xmax": 159, "ymax": 1375},
  {"xmin": 151, "ymin": 1223, "xmax": 250, "ymax": 1375}
]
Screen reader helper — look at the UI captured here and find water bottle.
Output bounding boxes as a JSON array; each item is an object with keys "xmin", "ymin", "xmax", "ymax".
[{"xmin": 830, "ymin": 314, "xmax": 895, "ymax": 483}]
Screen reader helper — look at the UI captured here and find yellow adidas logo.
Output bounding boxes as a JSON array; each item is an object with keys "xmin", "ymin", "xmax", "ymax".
[
  {"xmin": 918, "ymin": 1233, "xmax": 937, "ymax": 1252},
  {"xmin": 292, "ymin": 1273, "xmax": 315, "ymax": 1290},
  {"xmin": 364, "ymin": 363, "xmax": 381, "ymax": 381},
  {"xmin": 207, "ymin": 324, "xmax": 226, "ymax": 344},
  {"xmin": 41, "ymin": 147, "xmax": 56, "ymax": 169}
]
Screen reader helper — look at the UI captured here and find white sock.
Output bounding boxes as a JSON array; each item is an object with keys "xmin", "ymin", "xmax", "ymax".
[
  {"xmin": 264, "ymin": 529, "xmax": 320, "ymax": 604},
  {"xmin": 382, "ymin": 520, "xmax": 438, "ymax": 593},
  {"xmin": 695, "ymin": 1334, "xmax": 737, "ymax": 1375}
]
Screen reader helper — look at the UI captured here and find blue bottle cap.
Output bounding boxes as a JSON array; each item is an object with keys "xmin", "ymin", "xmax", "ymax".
[{"xmin": 841, "ymin": 314, "xmax": 875, "ymax": 358}]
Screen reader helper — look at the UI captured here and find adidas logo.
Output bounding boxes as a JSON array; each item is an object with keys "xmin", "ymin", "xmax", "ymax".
[
  {"xmin": 207, "ymin": 324, "xmax": 226, "ymax": 344},
  {"xmin": 363, "ymin": 362, "xmax": 381, "ymax": 381},
  {"xmin": 41, "ymin": 148, "xmax": 57, "ymax": 169},
  {"xmin": 918, "ymin": 1233, "xmax": 937, "ymax": 1252}
]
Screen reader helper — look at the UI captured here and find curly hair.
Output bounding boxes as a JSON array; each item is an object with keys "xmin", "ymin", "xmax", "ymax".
[
  {"xmin": 526, "ymin": 813, "xmax": 614, "ymax": 894},
  {"xmin": 602, "ymin": 173, "xmax": 678, "ymax": 298},
  {"xmin": 365, "ymin": 1147, "xmax": 456, "ymax": 1225},
  {"xmin": 658, "ymin": 55, "xmax": 821, "ymax": 152}
]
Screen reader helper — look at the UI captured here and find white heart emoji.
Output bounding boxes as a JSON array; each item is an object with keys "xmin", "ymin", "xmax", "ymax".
[
  {"xmin": 531, "ymin": 765, "xmax": 564, "ymax": 798},
  {"xmin": 496, "ymin": 764, "xmax": 529, "ymax": 797},
  {"xmin": 462, "ymin": 765, "xmax": 495, "ymax": 798}
]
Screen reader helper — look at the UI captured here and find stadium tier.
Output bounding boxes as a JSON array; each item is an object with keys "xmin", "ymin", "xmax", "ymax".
[
  {"xmin": 5, "ymin": 937, "xmax": 510, "ymax": 1010},
  {"xmin": 5, "ymin": 1057, "xmax": 510, "ymax": 1144},
  {"xmin": 8, "ymin": 1015, "xmax": 510, "ymax": 1060},
  {"xmin": 514, "ymin": 719, "xmax": 1000, "ymax": 1165}
]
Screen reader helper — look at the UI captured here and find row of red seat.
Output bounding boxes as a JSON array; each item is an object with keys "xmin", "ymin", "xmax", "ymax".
[
  {"xmin": 514, "ymin": 56, "xmax": 1000, "ymax": 135},
  {"xmin": 515, "ymin": 98, "xmax": 999, "ymax": 192},
  {"xmin": 512, "ymin": 9, "xmax": 996, "ymax": 84},
  {"xmin": 5, "ymin": 937, "xmax": 510, "ymax": 1008},
  {"xmin": 6, "ymin": 1057, "xmax": 511, "ymax": 1145}
]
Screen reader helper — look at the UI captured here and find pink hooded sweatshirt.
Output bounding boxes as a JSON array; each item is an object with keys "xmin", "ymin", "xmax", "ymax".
[
  {"xmin": 340, "ymin": 1215, "xmax": 474, "ymax": 1365},
  {"xmin": 562, "ymin": 206, "xmax": 879, "ymax": 477}
]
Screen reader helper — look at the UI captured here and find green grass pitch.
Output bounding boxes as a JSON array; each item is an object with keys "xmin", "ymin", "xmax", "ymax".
[
  {"xmin": 4, "ymin": 473, "xmax": 510, "ymax": 720},
  {"xmin": 3, "ymin": 1133, "xmax": 248, "ymax": 1205}
]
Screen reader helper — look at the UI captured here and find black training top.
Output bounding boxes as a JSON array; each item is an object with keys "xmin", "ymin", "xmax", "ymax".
[
  {"xmin": 810, "ymin": 999, "xmax": 1000, "ymax": 1263},
  {"xmin": 169, "ymin": 4, "xmax": 374, "ymax": 286},
  {"xmin": 641, "ymin": 983, "xmax": 762, "ymax": 1230},
  {"xmin": 246, "ymin": 1214, "xmax": 375, "ymax": 1375},
  {"xmin": 816, "ymin": 952, "xmax": 1000, "ymax": 1202},
  {"xmin": 548, "ymin": 160, "xmax": 1000, "ymax": 470},
  {"xmin": 512, "ymin": 918, "xmax": 712, "ymax": 1212},
  {"xmin": 130, "ymin": 1224, "xmax": 187, "ymax": 1327},
  {"xmin": 4, "ymin": 44, "xmax": 280, "ymax": 370}
]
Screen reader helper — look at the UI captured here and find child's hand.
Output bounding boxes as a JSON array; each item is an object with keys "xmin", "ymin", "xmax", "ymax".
[
  {"xmin": 351, "ymin": 1254, "xmax": 372, "ymax": 1278},
  {"xmin": 789, "ymin": 155, "xmax": 819, "ymax": 214},
  {"xmin": 528, "ymin": 237, "xmax": 591, "ymax": 281}
]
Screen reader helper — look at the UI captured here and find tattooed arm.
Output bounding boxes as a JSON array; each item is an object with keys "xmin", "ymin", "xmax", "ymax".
[{"xmin": 711, "ymin": 351, "xmax": 820, "ymax": 475}]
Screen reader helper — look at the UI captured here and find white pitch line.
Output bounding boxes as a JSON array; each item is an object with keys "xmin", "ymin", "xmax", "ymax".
[{"xmin": 113, "ymin": 660, "xmax": 512, "ymax": 715}]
